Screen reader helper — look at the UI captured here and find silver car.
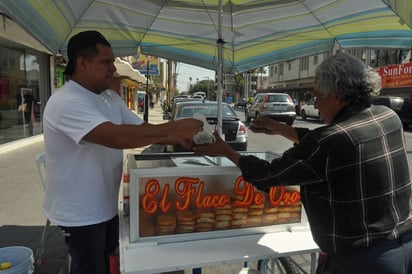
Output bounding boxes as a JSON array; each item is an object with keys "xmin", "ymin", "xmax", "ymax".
[{"xmin": 245, "ymin": 93, "xmax": 296, "ymax": 125}]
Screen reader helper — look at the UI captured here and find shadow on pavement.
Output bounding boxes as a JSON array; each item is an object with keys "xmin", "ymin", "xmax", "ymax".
[{"xmin": 0, "ymin": 225, "xmax": 68, "ymax": 274}]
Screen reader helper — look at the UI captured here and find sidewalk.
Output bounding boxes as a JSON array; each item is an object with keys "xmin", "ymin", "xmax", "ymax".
[{"xmin": 0, "ymin": 103, "xmax": 314, "ymax": 274}]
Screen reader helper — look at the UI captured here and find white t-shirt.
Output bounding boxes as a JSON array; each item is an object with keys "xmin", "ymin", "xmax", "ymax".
[{"xmin": 43, "ymin": 80, "xmax": 143, "ymax": 226}]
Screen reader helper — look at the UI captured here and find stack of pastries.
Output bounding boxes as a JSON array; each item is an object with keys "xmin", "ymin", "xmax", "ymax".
[{"xmin": 138, "ymin": 188, "xmax": 302, "ymax": 237}]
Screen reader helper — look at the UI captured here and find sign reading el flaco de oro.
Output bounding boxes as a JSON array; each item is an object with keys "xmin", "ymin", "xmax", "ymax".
[
  {"xmin": 127, "ymin": 153, "xmax": 306, "ymax": 239},
  {"xmin": 140, "ymin": 175, "xmax": 301, "ymax": 214},
  {"xmin": 377, "ymin": 62, "xmax": 412, "ymax": 88}
]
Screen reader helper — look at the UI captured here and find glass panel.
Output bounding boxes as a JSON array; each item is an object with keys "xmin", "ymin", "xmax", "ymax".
[
  {"xmin": 268, "ymin": 95, "xmax": 289, "ymax": 102},
  {"xmin": 179, "ymin": 103, "xmax": 236, "ymax": 118},
  {"xmin": 0, "ymin": 47, "xmax": 43, "ymax": 144}
]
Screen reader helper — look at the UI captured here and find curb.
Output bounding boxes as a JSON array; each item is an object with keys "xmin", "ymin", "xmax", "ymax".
[{"xmin": 0, "ymin": 135, "xmax": 44, "ymax": 154}]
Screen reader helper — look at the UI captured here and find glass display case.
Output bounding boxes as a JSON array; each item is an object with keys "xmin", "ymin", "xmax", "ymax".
[{"xmin": 126, "ymin": 152, "xmax": 308, "ymax": 244}]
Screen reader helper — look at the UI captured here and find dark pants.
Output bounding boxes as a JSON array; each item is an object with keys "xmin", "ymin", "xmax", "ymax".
[
  {"xmin": 316, "ymin": 231, "xmax": 412, "ymax": 274},
  {"xmin": 60, "ymin": 215, "xmax": 119, "ymax": 274}
]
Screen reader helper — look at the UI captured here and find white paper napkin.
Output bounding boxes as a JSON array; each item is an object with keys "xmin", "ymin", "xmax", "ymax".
[{"xmin": 193, "ymin": 113, "xmax": 215, "ymax": 144}]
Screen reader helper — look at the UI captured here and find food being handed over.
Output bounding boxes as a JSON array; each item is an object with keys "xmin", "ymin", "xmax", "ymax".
[{"xmin": 192, "ymin": 113, "xmax": 215, "ymax": 145}]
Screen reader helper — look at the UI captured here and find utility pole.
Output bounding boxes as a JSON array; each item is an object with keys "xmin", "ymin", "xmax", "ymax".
[
  {"xmin": 204, "ymin": 76, "xmax": 209, "ymax": 99},
  {"xmin": 167, "ymin": 60, "xmax": 173, "ymax": 109}
]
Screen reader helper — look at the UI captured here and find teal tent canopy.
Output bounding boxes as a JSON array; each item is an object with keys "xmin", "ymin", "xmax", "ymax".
[{"xmin": 0, "ymin": 0, "xmax": 411, "ymax": 73}]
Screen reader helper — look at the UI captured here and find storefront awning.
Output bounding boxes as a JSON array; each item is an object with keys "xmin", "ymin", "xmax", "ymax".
[{"xmin": 114, "ymin": 58, "xmax": 146, "ymax": 84}]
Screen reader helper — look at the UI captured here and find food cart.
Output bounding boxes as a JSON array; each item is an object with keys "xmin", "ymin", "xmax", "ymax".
[{"xmin": 119, "ymin": 152, "xmax": 319, "ymax": 274}]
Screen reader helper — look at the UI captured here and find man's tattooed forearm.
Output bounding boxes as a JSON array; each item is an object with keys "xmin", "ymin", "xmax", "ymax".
[{"xmin": 144, "ymin": 132, "xmax": 168, "ymax": 138}]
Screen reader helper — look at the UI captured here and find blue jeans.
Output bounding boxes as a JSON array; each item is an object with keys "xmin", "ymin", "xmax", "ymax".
[
  {"xmin": 316, "ymin": 231, "xmax": 412, "ymax": 274},
  {"xmin": 60, "ymin": 215, "xmax": 119, "ymax": 274}
]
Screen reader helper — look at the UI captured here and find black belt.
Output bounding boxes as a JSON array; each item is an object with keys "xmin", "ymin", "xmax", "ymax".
[{"xmin": 373, "ymin": 230, "xmax": 412, "ymax": 249}]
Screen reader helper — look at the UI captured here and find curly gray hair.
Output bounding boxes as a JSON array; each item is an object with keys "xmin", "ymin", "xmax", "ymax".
[{"xmin": 314, "ymin": 53, "xmax": 381, "ymax": 105}]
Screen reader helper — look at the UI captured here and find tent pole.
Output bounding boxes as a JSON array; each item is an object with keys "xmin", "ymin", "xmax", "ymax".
[
  {"xmin": 217, "ymin": 0, "xmax": 223, "ymax": 137},
  {"xmin": 144, "ymin": 59, "xmax": 149, "ymax": 122}
]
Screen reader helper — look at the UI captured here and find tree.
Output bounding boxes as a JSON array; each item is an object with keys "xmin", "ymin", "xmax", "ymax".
[
  {"xmin": 190, "ymin": 79, "xmax": 214, "ymax": 98},
  {"xmin": 234, "ymin": 73, "xmax": 244, "ymax": 97}
]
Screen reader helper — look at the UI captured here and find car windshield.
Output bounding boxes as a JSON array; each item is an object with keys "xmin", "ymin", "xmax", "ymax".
[
  {"xmin": 267, "ymin": 94, "xmax": 290, "ymax": 103},
  {"xmin": 176, "ymin": 103, "xmax": 236, "ymax": 118}
]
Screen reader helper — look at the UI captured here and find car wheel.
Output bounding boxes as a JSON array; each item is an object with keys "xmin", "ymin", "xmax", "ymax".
[
  {"xmin": 301, "ymin": 110, "xmax": 307, "ymax": 120},
  {"xmin": 238, "ymin": 143, "xmax": 248, "ymax": 151},
  {"xmin": 245, "ymin": 110, "xmax": 251, "ymax": 123},
  {"xmin": 319, "ymin": 113, "xmax": 324, "ymax": 123},
  {"xmin": 286, "ymin": 120, "xmax": 294, "ymax": 126}
]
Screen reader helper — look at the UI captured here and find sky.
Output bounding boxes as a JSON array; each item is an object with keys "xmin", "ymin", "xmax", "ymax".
[{"xmin": 176, "ymin": 63, "xmax": 215, "ymax": 93}]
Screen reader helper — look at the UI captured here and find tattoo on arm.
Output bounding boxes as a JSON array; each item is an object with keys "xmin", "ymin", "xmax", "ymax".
[{"xmin": 144, "ymin": 132, "xmax": 168, "ymax": 139}]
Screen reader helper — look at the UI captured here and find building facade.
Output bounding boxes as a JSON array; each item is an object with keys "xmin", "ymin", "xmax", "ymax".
[
  {"xmin": 0, "ymin": 15, "xmax": 52, "ymax": 145},
  {"xmin": 266, "ymin": 47, "xmax": 412, "ymax": 108}
]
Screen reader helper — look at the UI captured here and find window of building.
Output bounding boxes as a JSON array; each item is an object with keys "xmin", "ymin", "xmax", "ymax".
[
  {"xmin": 301, "ymin": 57, "xmax": 309, "ymax": 71},
  {"xmin": 279, "ymin": 64, "xmax": 283, "ymax": 76},
  {"xmin": 400, "ymin": 49, "xmax": 411, "ymax": 63},
  {"xmin": 347, "ymin": 49, "xmax": 363, "ymax": 60},
  {"xmin": 370, "ymin": 48, "xmax": 402, "ymax": 67},
  {"xmin": 313, "ymin": 56, "xmax": 318, "ymax": 65},
  {"xmin": 387, "ymin": 49, "xmax": 399, "ymax": 65},
  {"xmin": 361, "ymin": 48, "xmax": 368, "ymax": 63},
  {"xmin": 0, "ymin": 46, "xmax": 46, "ymax": 144}
]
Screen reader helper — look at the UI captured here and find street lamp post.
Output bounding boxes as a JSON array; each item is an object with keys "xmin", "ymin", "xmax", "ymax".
[{"xmin": 204, "ymin": 76, "xmax": 209, "ymax": 99}]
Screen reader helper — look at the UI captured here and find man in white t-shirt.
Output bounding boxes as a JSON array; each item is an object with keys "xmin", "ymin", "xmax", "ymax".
[{"xmin": 43, "ymin": 30, "xmax": 203, "ymax": 274}]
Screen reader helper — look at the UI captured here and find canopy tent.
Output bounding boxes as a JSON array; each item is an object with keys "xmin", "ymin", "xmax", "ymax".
[
  {"xmin": 114, "ymin": 58, "xmax": 147, "ymax": 84},
  {"xmin": 0, "ymin": 0, "xmax": 411, "ymax": 74}
]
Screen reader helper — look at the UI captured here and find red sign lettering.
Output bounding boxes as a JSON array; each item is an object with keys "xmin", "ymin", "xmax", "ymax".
[
  {"xmin": 268, "ymin": 186, "xmax": 301, "ymax": 206},
  {"xmin": 140, "ymin": 176, "xmax": 300, "ymax": 214}
]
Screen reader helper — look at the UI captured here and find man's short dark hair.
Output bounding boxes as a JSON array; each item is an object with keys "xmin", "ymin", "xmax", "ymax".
[{"xmin": 63, "ymin": 31, "xmax": 111, "ymax": 76}]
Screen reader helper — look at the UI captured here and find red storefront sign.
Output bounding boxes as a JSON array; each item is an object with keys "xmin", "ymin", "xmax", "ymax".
[{"xmin": 378, "ymin": 63, "xmax": 412, "ymax": 88}]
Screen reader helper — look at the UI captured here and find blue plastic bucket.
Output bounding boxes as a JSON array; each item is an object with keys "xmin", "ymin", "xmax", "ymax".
[{"xmin": 0, "ymin": 246, "xmax": 34, "ymax": 274}]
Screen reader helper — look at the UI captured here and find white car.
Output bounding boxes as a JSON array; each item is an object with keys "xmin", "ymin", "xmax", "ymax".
[{"xmin": 300, "ymin": 98, "xmax": 322, "ymax": 121}]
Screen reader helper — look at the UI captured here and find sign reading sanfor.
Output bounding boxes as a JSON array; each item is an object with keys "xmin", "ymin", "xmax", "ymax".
[{"xmin": 378, "ymin": 63, "xmax": 412, "ymax": 88}]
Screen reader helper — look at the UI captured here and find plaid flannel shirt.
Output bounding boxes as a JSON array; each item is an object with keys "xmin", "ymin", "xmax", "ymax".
[{"xmin": 239, "ymin": 103, "xmax": 412, "ymax": 254}]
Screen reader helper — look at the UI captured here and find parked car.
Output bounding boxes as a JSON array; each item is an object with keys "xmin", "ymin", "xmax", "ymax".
[
  {"xmin": 193, "ymin": 91, "xmax": 206, "ymax": 99},
  {"xmin": 234, "ymin": 98, "xmax": 247, "ymax": 108},
  {"xmin": 245, "ymin": 93, "xmax": 296, "ymax": 125},
  {"xmin": 300, "ymin": 97, "xmax": 322, "ymax": 121},
  {"xmin": 168, "ymin": 97, "xmax": 204, "ymax": 116},
  {"xmin": 163, "ymin": 100, "xmax": 248, "ymax": 151},
  {"xmin": 372, "ymin": 95, "xmax": 412, "ymax": 129}
]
